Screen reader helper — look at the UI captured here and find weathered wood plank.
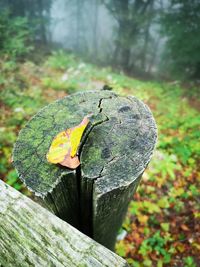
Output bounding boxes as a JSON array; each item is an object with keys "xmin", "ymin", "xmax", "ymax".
[
  {"xmin": 0, "ymin": 180, "xmax": 128, "ymax": 267},
  {"xmin": 13, "ymin": 90, "xmax": 157, "ymax": 250}
]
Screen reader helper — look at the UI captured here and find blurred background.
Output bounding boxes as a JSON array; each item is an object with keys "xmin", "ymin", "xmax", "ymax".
[{"xmin": 0, "ymin": 0, "xmax": 200, "ymax": 266}]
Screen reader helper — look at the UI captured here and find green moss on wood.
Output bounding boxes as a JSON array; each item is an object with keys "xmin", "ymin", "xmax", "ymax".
[
  {"xmin": 13, "ymin": 91, "xmax": 116, "ymax": 196},
  {"xmin": 0, "ymin": 180, "xmax": 128, "ymax": 267}
]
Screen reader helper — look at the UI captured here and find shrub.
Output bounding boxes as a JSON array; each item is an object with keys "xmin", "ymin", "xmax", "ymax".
[{"xmin": 0, "ymin": 9, "xmax": 33, "ymax": 59}]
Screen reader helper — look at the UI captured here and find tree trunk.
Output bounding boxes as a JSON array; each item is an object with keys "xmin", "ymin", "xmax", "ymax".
[
  {"xmin": 141, "ymin": 0, "xmax": 154, "ymax": 72},
  {"xmin": 37, "ymin": 0, "xmax": 47, "ymax": 44},
  {"xmin": 93, "ymin": 0, "xmax": 99, "ymax": 58},
  {"xmin": 76, "ymin": 0, "xmax": 81, "ymax": 53}
]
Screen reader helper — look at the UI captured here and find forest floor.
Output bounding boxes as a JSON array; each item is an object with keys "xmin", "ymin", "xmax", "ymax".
[{"xmin": 0, "ymin": 51, "xmax": 200, "ymax": 267}]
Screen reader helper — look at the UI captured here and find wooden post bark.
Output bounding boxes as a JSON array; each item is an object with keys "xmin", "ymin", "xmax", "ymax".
[
  {"xmin": 0, "ymin": 180, "xmax": 128, "ymax": 267},
  {"xmin": 13, "ymin": 90, "xmax": 157, "ymax": 250}
]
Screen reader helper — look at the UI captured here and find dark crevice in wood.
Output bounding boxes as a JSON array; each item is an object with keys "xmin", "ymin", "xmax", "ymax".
[
  {"xmin": 78, "ymin": 96, "xmax": 113, "ymax": 164},
  {"xmin": 98, "ymin": 95, "xmax": 113, "ymax": 113},
  {"xmin": 80, "ymin": 176, "xmax": 93, "ymax": 238},
  {"xmin": 98, "ymin": 98, "xmax": 103, "ymax": 113},
  {"xmin": 76, "ymin": 165, "xmax": 82, "ymax": 231},
  {"xmin": 90, "ymin": 180, "xmax": 94, "ymax": 237},
  {"xmin": 46, "ymin": 193, "xmax": 61, "ymax": 217},
  {"xmin": 77, "ymin": 114, "xmax": 109, "ymax": 157},
  {"xmin": 76, "ymin": 97, "xmax": 113, "ymax": 238}
]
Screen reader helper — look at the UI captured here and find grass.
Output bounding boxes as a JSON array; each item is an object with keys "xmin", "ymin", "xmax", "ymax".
[{"xmin": 0, "ymin": 50, "xmax": 200, "ymax": 266}]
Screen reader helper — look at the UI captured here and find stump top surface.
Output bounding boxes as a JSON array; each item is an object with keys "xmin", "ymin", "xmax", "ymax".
[{"xmin": 13, "ymin": 90, "xmax": 157, "ymax": 196}]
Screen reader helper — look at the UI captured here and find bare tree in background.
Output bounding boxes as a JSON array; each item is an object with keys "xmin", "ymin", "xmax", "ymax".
[{"xmin": 102, "ymin": 0, "xmax": 157, "ymax": 74}]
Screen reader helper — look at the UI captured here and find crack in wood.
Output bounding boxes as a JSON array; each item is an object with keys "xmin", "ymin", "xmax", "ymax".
[{"xmin": 76, "ymin": 96, "xmax": 114, "ymax": 237}]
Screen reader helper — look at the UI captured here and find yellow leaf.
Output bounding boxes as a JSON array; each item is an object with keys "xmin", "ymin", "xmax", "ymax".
[
  {"xmin": 192, "ymin": 242, "xmax": 200, "ymax": 250},
  {"xmin": 176, "ymin": 242, "xmax": 185, "ymax": 253},
  {"xmin": 47, "ymin": 131, "xmax": 71, "ymax": 164},
  {"xmin": 138, "ymin": 214, "xmax": 148, "ymax": 224},
  {"xmin": 46, "ymin": 116, "xmax": 89, "ymax": 169},
  {"xmin": 157, "ymin": 197, "xmax": 170, "ymax": 209},
  {"xmin": 70, "ymin": 123, "xmax": 88, "ymax": 157}
]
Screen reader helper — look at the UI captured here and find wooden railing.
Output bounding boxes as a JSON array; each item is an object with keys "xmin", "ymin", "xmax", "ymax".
[{"xmin": 0, "ymin": 180, "xmax": 128, "ymax": 266}]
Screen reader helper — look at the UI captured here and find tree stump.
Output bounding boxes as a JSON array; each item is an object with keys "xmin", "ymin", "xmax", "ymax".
[{"xmin": 13, "ymin": 90, "xmax": 157, "ymax": 250}]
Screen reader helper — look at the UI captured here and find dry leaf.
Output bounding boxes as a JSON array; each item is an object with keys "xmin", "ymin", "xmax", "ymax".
[
  {"xmin": 180, "ymin": 224, "xmax": 190, "ymax": 231},
  {"xmin": 46, "ymin": 116, "xmax": 89, "ymax": 169}
]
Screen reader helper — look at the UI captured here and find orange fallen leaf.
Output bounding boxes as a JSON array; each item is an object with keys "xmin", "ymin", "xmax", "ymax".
[
  {"xmin": 180, "ymin": 224, "xmax": 190, "ymax": 231},
  {"xmin": 46, "ymin": 116, "xmax": 89, "ymax": 169}
]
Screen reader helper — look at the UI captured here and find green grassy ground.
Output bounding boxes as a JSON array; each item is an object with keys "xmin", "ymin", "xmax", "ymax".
[{"xmin": 0, "ymin": 51, "xmax": 200, "ymax": 267}]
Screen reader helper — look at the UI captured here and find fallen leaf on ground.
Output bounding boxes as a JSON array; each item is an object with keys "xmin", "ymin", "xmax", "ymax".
[{"xmin": 180, "ymin": 224, "xmax": 190, "ymax": 231}]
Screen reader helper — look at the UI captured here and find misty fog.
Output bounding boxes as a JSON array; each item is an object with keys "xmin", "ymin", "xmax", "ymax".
[{"xmin": 48, "ymin": 0, "xmax": 164, "ymax": 76}]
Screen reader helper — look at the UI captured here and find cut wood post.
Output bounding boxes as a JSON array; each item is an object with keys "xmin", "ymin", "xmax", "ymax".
[
  {"xmin": 13, "ymin": 90, "xmax": 157, "ymax": 250},
  {"xmin": 0, "ymin": 180, "xmax": 128, "ymax": 267}
]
